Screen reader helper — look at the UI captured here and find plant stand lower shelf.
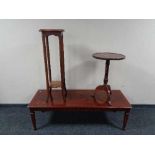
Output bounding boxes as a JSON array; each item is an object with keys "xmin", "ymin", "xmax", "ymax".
[{"xmin": 28, "ymin": 89, "xmax": 132, "ymax": 130}]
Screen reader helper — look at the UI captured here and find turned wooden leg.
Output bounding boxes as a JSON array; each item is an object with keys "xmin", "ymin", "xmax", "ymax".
[
  {"xmin": 30, "ymin": 109, "xmax": 37, "ymax": 130},
  {"xmin": 104, "ymin": 60, "xmax": 112, "ymax": 106},
  {"xmin": 122, "ymin": 110, "xmax": 130, "ymax": 130}
]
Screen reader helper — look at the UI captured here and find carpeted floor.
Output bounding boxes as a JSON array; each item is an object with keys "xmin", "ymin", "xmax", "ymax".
[{"xmin": 0, "ymin": 104, "xmax": 155, "ymax": 135}]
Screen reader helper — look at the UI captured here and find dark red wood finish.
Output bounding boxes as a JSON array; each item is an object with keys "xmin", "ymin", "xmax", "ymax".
[
  {"xmin": 93, "ymin": 52, "xmax": 125, "ymax": 106},
  {"xmin": 28, "ymin": 89, "xmax": 131, "ymax": 130},
  {"xmin": 40, "ymin": 29, "xmax": 67, "ymax": 103},
  {"xmin": 28, "ymin": 32, "xmax": 131, "ymax": 131},
  {"xmin": 92, "ymin": 52, "xmax": 125, "ymax": 60}
]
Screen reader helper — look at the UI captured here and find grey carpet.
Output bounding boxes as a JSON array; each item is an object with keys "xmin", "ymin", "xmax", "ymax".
[{"xmin": 0, "ymin": 105, "xmax": 154, "ymax": 135}]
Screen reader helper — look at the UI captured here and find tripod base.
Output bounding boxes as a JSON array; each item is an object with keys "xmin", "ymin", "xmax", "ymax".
[{"xmin": 93, "ymin": 84, "xmax": 112, "ymax": 106}]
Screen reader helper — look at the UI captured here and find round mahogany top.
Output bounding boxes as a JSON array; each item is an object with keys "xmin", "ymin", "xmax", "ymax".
[
  {"xmin": 39, "ymin": 29, "xmax": 64, "ymax": 32},
  {"xmin": 92, "ymin": 52, "xmax": 125, "ymax": 60}
]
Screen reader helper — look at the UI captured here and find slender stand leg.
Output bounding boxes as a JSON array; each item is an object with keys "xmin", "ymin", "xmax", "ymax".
[
  {"xmin": 122, "ymin": 110, "xmax": 130, "ymax": 130},
  {"xmin": 45, "ymin": 36, "xmax": 53, "ymax": 103},
  {"xmin": 30, "ymin": 109, "xmax": 37, "ymax": 130},
  {"xmin": 58, "ymin": 33, "xmax": 67, "ymax": 102},
  {"xmin": 42, "ymin": 34, "xmax": 53, "ymax": 103}
]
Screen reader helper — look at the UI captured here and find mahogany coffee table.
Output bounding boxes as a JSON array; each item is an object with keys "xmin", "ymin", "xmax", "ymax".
[{"xmin": 28, "ymin": 89, "xmax": 131, "ymax": 130}]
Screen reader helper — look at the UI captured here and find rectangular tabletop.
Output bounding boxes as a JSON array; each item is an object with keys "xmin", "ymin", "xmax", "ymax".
[{"xmin": 28, "ymin": 90, "xmax": 131, "ymax": 110}]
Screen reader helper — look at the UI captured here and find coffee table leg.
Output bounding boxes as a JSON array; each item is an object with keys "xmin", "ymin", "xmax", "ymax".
[
  {"xmin": 30, "ymin": 109, "xmax": 37, "ymax": 130},
  {"xmin": 122, "ymin": 110, "xmax": 130, "ymax": 130}
]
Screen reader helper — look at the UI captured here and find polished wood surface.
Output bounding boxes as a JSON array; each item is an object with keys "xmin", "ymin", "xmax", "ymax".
[
  {"xmin": 28, "ymin": 90, "xmax": 131, "ymax": 110},
  {"xmin": 29, "ymin": 32, "xmax": 130, "ymax": 131},
  {"xmin": 94, "ymin": 85, "xmax": 111, "ymax": 105},
  {"xmin": 39, "ymin": 29, "xmax": 64, "ymax": 32},
  {"xmin": 28, "ymin": 89, "xmax": 131, "ymax": 130},
  {"xmin": 92, "ymin": 52, "xmax": 125, "ymax": 60}
]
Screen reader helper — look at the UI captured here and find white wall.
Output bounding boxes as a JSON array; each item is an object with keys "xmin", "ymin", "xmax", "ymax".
[{"xmin": 0, "ymin": 19, "xmax": 155, "ymax": 104}]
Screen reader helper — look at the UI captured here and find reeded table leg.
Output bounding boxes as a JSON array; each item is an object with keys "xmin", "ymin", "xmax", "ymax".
[
  {"xmin": 122, "ymin": 110, "xmax": 130, "ymax": 130},
  {"xmin": 30, "ymin": 109, "xmax": 37, "ymax": 130}
]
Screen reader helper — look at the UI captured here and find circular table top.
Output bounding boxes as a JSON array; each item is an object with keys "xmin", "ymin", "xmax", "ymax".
[
  {"xmin": 39, "ymin": 29, "xmax": 64, "ymax": 32},
  {"xmin": 92, "ymin": 52, "xmax": 125, "ymax": 60}
]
